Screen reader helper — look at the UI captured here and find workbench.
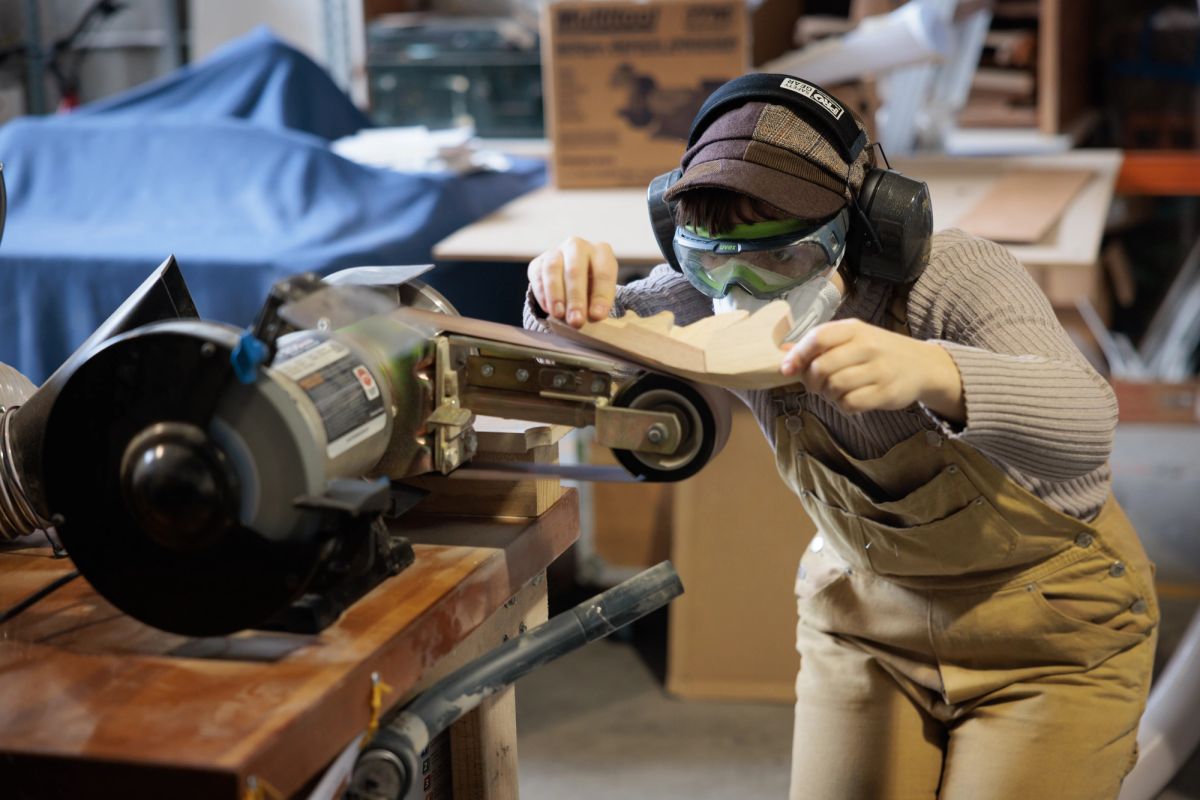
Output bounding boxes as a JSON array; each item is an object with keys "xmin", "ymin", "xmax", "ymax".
[
  {"xmin": 0, "ymin": 489, "xmax": 579, "ymax": 798},
  {"xmin": 431, "ymin": 149, "xmax": 1122, "ymax": 308}
]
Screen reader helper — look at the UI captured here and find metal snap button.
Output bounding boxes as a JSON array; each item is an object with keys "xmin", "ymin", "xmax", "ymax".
[
  {"xmin": 1109, "ymin": 561, "xmax": 1126, "ymax": 578},
  {"xmin": 925, "ymin": 430, "xmax": 943, "ymax": 447},
  {"xmin": 786, "ymin": 416, "xmax": 804, "ymax": 433},
  {"xmin": 1131, "ymin": 598, "xmax": 1148, "ymax": 614},
  {"xmin": 1074, "ymin": 532, "xmax": 1094, "ymax": 548},
  {"xmin": 810, "ymin": 536, "xmax": 824, "ymax": 553},
  {"xmin": 947, "ymin": 464, "xmax": 959, "ymax": 474}
]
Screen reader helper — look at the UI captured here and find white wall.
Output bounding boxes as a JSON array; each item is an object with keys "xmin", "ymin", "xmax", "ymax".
[{"xmin": 188, "ymin": 0, "xmax": 367, "ymax": 105}]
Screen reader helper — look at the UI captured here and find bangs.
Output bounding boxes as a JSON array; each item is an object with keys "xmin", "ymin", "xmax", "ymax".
[{"xmin": 672, "ymin": 188, "xmax": 791, "ymax": 237}]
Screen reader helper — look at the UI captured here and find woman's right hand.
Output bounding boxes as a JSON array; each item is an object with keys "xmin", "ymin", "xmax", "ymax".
[{"xmin": 527, "ymin": 237, "xmax": 619, "ymax": 329}]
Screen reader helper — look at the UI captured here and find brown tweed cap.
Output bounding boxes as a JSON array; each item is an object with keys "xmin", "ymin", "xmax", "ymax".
[{"xmin": 663, "ymin": 99, "xmax": 873, "ymax": 221}]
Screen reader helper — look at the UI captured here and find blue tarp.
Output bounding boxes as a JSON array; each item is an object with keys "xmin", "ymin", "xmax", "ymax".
[{"xmin": 0, "ymin": 28, "xmax": 545, "ymax": 383}]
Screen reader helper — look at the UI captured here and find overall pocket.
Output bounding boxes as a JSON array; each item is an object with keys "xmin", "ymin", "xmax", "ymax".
[
  {"xmin": 801, "ymin": 491, "xmax": 1021, "ymax": 578},
  {"xmin": 1029, "ymin": 546, "xmax": 1158, "ymax": 650}
]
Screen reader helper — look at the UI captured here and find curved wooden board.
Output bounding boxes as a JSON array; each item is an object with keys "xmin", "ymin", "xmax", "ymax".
[{"xmin": 549, "ymin": 303, "xmax": 799, "ymax": 390}]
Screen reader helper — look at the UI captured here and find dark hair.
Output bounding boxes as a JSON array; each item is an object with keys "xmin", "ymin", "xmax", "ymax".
[{"xmin": 672, "ymin": 188, "xmax": 791, "ymax": 236}]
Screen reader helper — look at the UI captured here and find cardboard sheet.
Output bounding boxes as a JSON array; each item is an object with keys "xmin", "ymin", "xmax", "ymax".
[{"xmin": 955, "ymin": 168, "xmax": 1093, "ymax": 244}]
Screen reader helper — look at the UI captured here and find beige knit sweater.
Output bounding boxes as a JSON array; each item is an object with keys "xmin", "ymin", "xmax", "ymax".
[{"xmin": 525, "ymin": 229, "xmax": 1116, "ymax": 520}]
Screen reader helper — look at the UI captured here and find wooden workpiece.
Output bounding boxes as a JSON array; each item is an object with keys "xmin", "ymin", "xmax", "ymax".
[
  {"xmin": 549, "ymin": 303, "xmax": 799, "ymax": 391},
  {"xmin": 406, "ymin": 417, "xmax": 573, "ymax": 519},
  {"xmin": 0, "ymin": 491, "xmax": 579, "ymax": 798}
]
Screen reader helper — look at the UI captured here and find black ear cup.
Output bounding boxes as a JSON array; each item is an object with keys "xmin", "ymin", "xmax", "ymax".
[
  {"xmin": 648, "ymin": 169, "xmax": 683, "ymax": 271},
  {"xmin": 848, "ymin": 169, "xmax": 932, "ymax": 284}
]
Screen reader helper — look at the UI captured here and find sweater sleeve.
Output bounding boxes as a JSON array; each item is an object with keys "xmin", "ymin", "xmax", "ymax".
[
  {"xmin": 522, "ymin": 263, "xmax": 713, "ymax": 332},
  {"xmin": 907, "ymin": 230, "xmax": 1117, "ymax": 482}
]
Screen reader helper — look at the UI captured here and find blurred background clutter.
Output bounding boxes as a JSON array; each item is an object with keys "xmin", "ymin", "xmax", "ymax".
[{"xmin": 1, "ymin": 1, "xmax": 1198, "ymax": 798}]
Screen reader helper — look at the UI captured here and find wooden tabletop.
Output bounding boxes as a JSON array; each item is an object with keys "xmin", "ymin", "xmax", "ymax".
[
  {"xmin": 432, "ymin": 150, "xmax": 1122, "ymax": 272},
  {"xmin": 0, "ymin": 491, "xmax": 578, "ymax": 798}
]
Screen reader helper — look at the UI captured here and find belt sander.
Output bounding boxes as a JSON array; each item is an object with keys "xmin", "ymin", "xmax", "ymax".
[{"xmin": 0, "ymin": 257, "xmax": 730, "ymax": 637}]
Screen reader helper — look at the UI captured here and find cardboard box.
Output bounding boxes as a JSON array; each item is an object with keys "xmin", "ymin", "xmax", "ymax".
[
  {"xmin": 667, "ymin": 404, "xmax": 812, "ymax": 702},
  {"xmin": 588, "ymin": 443, "xmax": 673, "ymax": 568},
  {"xmin": 750, "ymin": 0, "xmax": 803, "ymax": 66},
  {"xmin": 541, "ymin": 0, "xmax": 749, "ymax": 188}
]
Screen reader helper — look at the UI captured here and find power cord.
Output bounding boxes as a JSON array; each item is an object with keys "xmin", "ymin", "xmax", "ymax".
[{"xmin": 0, "ymin": 570, "xmax": 80, "ymax": 625}]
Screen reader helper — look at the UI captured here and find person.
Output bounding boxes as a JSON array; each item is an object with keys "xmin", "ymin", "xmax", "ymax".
[{"xmin": 523, "ymin": 74, "xmax": 1158, "ymax": 800}]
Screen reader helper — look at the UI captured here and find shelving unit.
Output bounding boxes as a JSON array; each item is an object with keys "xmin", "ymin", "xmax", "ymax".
[{"xmin": 1116, "ymin": 151, "xmax": 1200, "ymax": 197}]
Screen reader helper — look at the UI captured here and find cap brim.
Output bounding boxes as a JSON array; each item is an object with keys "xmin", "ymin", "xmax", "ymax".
[{"xmin": 663, "ymin": 158, "xmax": 845, "ymax": 221}]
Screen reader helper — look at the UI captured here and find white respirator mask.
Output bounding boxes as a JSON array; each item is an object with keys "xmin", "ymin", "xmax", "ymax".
[{"xmin": 712, "ymin": 266, "xmax": 845, "ymax": 343}]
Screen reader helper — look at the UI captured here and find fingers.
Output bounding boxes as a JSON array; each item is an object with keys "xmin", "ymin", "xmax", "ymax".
[
  {"xmin": 836, "ymin": 385, "xmax": 884, "ymax": 415},
  {"xmin": 527, "ymin": 254, "xmax": 548, "ymax": 313},
  {"xmin": 588, "ymin": 242, "xmax": 618, "ymax": 320},
  {"xmin": 562, "ymin": 237, "xmax": 594, "ymax": 327},
  {"xmin": 545, "ymin": 247, "xmax": 567, "ymax": 320},
  {"xmin": 530, "ymin": 238, "xmax": 620, "ymax": 328},
  {"xmin": 821, "ymin": 363, "xmax": 876, "ymax": 401},
  {"xmin": 800, "ymin": 343, "xmax": 872, "ymax": 394},
  {"xmin": 781, "ymin": 320, "xmax": 863, "ymax": 376}
]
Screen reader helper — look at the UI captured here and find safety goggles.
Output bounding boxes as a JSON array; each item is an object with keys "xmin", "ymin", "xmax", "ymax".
[{"xmin": 673, "ymin": 210, "xmax": 848, "ymax": 299}]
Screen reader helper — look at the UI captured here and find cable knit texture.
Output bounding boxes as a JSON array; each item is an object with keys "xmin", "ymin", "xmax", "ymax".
[{"xmin": 524, "ymin": 229, "xmax": 1116, "ymax": 520}]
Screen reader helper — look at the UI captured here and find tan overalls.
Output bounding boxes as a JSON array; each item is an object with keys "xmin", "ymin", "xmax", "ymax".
[{"xmin": 775, "ymin": 298, "xmax": 1159, "ymax": 800}]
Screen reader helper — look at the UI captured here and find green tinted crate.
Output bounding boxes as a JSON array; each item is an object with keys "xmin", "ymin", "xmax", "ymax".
[{"xmin": 367, "ymin": 18, "xmax": 544, "ymax": 138}]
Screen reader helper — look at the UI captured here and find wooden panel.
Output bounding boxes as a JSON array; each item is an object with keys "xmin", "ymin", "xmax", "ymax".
[
  {"xmin": 893, "ymin": 150, "xmax": 1122, "ymax": 273},
  {"xmin": 0, "ymin": 492, "xmax": 579, "ymax": 798},
  {"xmin": 408, "ymin": 444, "xmax": 564, "ymax": 518},
  {"xmin": 1039, "ymin": 0, "xmax": 1091, "ymax": 135},
  {"xmin": 954, "ymin": 169, "xmax": 1092, "ymax": 244},
  {"xmin": 432, "ymin": 187, "xmax": 661, "ymax": 267}
]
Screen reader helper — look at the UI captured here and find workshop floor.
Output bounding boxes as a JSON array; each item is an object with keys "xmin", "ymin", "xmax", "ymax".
[{"xmin": 516, "ymin": 606, "xmax": 1200, "ymax": 800}]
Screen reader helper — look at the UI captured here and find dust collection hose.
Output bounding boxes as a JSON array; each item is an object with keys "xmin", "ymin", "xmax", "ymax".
[{"xmin": 345, "ymin": 561, "xmax": 684, "ymax": 800}]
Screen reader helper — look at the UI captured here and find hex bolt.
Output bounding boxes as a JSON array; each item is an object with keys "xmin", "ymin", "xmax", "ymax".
[
  {"xmin": 552, "ymin": 373, "xmax": 568, "ymax": 389},
  {"xmin": 646, "ymin": 423, "xmax": 668, "ymax": 444},
  {"xmin": 515, "ymin": 368, "xmax": 530, "ymax": 383},
  {"xmin": 480, "ymin": 363, "xmax": 495, "ymax": 378}
]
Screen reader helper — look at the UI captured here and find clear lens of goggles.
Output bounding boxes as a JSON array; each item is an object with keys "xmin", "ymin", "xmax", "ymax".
[{"xmin": 674, "ymin": 210, "xmax": 848, "ymax": 299}]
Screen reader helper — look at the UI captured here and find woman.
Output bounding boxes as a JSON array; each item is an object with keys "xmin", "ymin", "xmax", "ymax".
[{"xmin": 523, "ymin": 77, "xmax": 1158, "ymax": 799}]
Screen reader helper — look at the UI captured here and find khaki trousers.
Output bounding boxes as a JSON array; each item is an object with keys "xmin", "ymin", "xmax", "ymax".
[{"xmin": 788, "ymin": 544, "xmax": 1157, "ymax": 800}]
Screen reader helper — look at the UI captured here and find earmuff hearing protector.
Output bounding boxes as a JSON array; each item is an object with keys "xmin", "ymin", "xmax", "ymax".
[{"xmin": 647, "ymin": 74, "xmax": 933, "ymax": 285}]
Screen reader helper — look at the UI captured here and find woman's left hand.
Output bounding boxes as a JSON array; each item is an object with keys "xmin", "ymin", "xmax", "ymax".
[{"xmin": 780, "ymin": 319, "xmax": 965, "ymax": 422}]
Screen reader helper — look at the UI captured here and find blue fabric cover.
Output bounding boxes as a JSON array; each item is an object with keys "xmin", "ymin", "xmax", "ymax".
[
  {"xmin": 73, "ymin": 28, "xmax": 372, "ymax": 141},
  {"xmin": 0, "ymin": 29, "xmax": 545, "ymax": 383}
]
